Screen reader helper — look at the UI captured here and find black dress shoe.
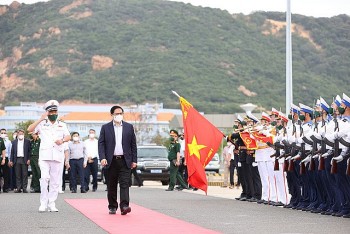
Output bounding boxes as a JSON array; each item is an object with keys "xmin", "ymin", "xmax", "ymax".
[
  {"xmin": 109, "ymin": 208, "xmax": 116, "ymax": 215},
  {"xmin": 274, "ymin": 202, "xmax": 284, "ymax": 207},
  {"xmin": 3, "ymin": 189, "xmax": 8, "ymax": 193},
  {"xmin": 81, "ymin": 189, "xmax": 87, "ymax": 193},
  {"xmin": 92, "ymin": 189, "xmax": 97, "ymax": 192},
  {"xmin": 121, "ymin": 206, "xmax": 131, "ymax": 215},
  {"xmin": 343, "ymin": 213, "xmax": 350, "ymax": 218},
  {"xmin": 22, "ymin": 189, "xmax": 28, "ymax": 193},
  {"xmin": 72, "ymin": 190, "xmax": 77, "ymax": 193},
  {"xmin": 165, "ymin": 188, "xmax": 174, "ymax": 191},
  {"xmin": 14, "ymin": 189, "xmax": 22, "ymax": 193}
]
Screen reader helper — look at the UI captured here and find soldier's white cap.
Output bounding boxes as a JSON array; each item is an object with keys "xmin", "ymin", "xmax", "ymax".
[
  {"xmin": 278, "ymin": 111, "xmax": 289, "ymax": 123},
  {"xmin": 44, "ymin": 100, "xmax": 59, "ymax": 111},
  {"xmin": 235, "ymin": 114, "xmax": 244, "ymax": 123},
  {"xmin": 319, "ymin": 97, "xmax": 329, "ymax": 112},
  {"xmin": 334, "ymin": 95, "xmax": 342, "ymax": 107},
  {"xmin": 342, "ymin": 93, "xmax": 350, "ymax": 107},
  {"xmin": 261, "ymin": 112, "xmax": 271, "ymax": 122},
  {"xmin": 246, "ymin": 112, "xmax": 259, "ymax": 123},
  {"xmin": 299, "ymin": 103, "xmax": 313, "ymax": 114},
  {"xmin": 271, "ymin": 107, "xmax": 279, "ymax": 116}
]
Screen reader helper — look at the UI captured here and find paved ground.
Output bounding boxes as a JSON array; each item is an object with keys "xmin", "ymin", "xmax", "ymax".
[{"xmin": 1, "ymin": 181, "xmax": 349, "ymax": 234}]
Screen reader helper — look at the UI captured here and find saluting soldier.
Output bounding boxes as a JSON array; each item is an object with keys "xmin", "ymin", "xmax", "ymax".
[
  {"xmin": 30, "ymin": 132, "xmax": 41, "ymax": 193},
  {"xmin": 27, "ymin": 100, "xmax": 71, "ymax": 212}
]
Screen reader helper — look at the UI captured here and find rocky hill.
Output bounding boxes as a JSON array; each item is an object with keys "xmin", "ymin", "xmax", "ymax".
[{"xmin": 0, "ymin": 0, "xmax": 349, "ymax": 113}]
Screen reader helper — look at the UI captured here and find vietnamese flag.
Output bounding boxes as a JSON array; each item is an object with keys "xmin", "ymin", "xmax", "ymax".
[{"xmin": 180, "ymin": 96, "xmax": 224, "ymax": 194}]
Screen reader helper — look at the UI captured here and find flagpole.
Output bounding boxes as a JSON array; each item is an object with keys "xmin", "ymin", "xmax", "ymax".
[{"xmin": 172, "ymin": 90, "xmax": 181, "ymax": 98}]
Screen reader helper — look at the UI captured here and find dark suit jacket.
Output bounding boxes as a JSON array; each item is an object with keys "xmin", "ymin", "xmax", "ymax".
[
  {"xmin": 98, "ymin": 121, "xmax": 137, "ymax": 169},
  {"xmin": 10, "ymin": 138, "xmax": 31, "ymax": 164}
]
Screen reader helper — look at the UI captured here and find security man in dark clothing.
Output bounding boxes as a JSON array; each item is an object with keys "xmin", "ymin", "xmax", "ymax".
[{"xmin": 30, "ymin": 132, "xmax": 41, "ymax": 193}]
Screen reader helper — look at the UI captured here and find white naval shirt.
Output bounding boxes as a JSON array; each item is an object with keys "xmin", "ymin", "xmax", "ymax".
[
  {"xmin": 34, "ymin": 119, "xmax": 70, "ymax": 162},
  {"xmin": 84, "ymin": 138, "xmax": 98, "ymax": 159}
]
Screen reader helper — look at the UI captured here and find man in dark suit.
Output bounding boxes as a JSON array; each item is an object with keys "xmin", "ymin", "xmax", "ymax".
[
  {"xmin": 9, "ymin": 129, "xmax": 31, "ymax": 193},
  {"xmin": 98, "ymin": 105, "xmax": 137, "ymax": 215}
]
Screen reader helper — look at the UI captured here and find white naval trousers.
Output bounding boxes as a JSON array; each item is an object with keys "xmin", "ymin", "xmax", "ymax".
[
  {"xmin": 39, "ymin": 160, "xmax": 61, "ymax": 207},
  {"xmin": 256, "ymin": 148, "xmax": 277, "ymax": 202},
  {"xmin": 274, "ymin": 158, "xmax": 289, "ymax": 204}
]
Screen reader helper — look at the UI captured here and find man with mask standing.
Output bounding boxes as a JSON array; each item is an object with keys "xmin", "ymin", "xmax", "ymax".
[
  {"xmin": 84, "ymin": 129, "xmax": 99, "ymax": 192},
  {"xmin": 98, "ymin": 105, "xmax": 137, "ymax": 215},
  {"xmin": 28, "ymin": 100, "xmax": 71, "ymax": 212}
]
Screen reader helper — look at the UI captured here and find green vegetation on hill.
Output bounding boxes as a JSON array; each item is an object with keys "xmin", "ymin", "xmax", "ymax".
[{"xmin": 0, "ymin": 0, "xmax": 349, "ymax": 113}]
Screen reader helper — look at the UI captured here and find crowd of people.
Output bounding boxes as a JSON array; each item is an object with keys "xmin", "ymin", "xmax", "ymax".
[
  {"xmin": 0, "ymin": 127, "xmax": 101, "ymax": 195},
  {"xmin": 225, "ymin": 93, "xmax": 350, "ymax": 218}
]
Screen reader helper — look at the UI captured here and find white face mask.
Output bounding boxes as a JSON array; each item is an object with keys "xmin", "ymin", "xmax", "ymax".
[
  {"xmin": 18, "ymin": 135, "xmax": 24, "ymax": 140},
  {"xmin": 89, "ymin": 133, "xmax": 95, "ymax": 139},
  {"xmin": 0, "ymin": 134, "xmax": 6, "ymax": 139},
  {"xmin": 113, "ymin": 115, "xmax": 123, "ymax": 123},
  {"xmin": 73, "ymin": 136, "xmax": 79, "ymax": 142}
]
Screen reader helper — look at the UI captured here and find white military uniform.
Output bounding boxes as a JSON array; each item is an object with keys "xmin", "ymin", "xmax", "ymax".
[
  {"xmin": 35, "ymin": 102, "xmax": 70, "ymax": 210},
  {"xmin": 255, "ymin": 126, "xmax": 277, "ymax": 203}
]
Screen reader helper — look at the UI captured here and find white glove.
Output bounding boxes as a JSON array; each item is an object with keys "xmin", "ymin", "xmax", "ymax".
[
  {"xmin": 280, "ymin": 149, "xmax": 285, "ymax": 155},
  {"xmin": 333, "ymin": 155, "xmax": 344, "ymax": 162},
  {"xmin": 252, "ymin": 162, "xmax": 258, "ymax": 167},
  {"xmin": 312, "ymin": 154, "xmax": 319, "ymax": 159},
  {"xmin": 301, "ymin": 156, "xmax": 311, "ymax": 163},
  {"xmin": 321, "ymin": 153, "xmax": 329, "ymax": 158},
  {"xmin": 237, "ymin": 162, "xmax": 242, "ymax": 167},
  {"xmin": 286, "ymin": 156, "xmax": 291, "ymax": 160},
  {"xmin": 334, "ymin": 131, "xmax": 346, "ymax": 139},
  {"xmin": 320, "ymin": 131, "xmax": 326, "ymax": 138},
  {"xmin": 292, "ymin": 154, "xmax": 301, "ymax": 160}
]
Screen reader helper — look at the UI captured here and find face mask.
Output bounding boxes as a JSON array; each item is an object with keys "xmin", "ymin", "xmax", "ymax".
[
  {"xmin": 113, "ymin": 115, "xmax": 123, "ymax": 122},
  {"xmin": 328, "ymin": 107, "xmax": 334, "ymax": 115},
  {"xmin": 314, "ymin": 111, "xmax": 321, "ymax": 118},
  {"xmin": 89, "ymin": 133, "xmax": 95, "ymax": 139},
  {"xmin": 18, "ymin": 135, "xmax": 24, "ymax": 140},
  {"xmin": 299, "ymin": 115, "xmax": 305, "ymax": 121},
  {"xmin": 0, "ymin": 134, "xmax": 5, "ymax": 138},
  {"xmin": 169, "ymin": 137, "xmax": 175, "ymax": 142},
  {"xmin": 288, "ymin": 114, "xmax": 292, "ymax": 120},
  {"xmin": 73, "ymin": 136, "xmax": 79, "ymax": 142},
  {"xmin": 277, "ymin": 125, "xmax": 283, "ymax": 130},
  {"xmin": 338, "ymin": 106, "xmax": 346, "ymax": 115},
  {"xmin": 48, "ymin": 114, "xmax": 58, "ymax": 122}
]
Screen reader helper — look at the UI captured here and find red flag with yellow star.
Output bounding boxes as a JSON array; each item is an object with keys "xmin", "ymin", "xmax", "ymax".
[{"xmin": 180, "ymin": 96, "xmax": 224, "ymax": 194}]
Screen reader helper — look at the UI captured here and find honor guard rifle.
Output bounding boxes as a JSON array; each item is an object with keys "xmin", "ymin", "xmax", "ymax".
[{"xmin": 330, "ymin": 118, "xmax": 340, "ymax": 174}]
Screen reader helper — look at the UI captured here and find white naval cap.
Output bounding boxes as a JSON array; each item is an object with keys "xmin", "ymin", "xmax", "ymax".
[
  {"xmin": 342, "ymin": 93, "xmax": 350, "ymax": 107},
  {"xmin": 319, "ymin": 97, "xmax": 330, "ymax": 112},
  {"xmin": 334, "ymin": 95, "xmax": 342, "ymax": 107},
  {"xmin": 299, "ymin": 103, "xmax": 313, "ymax": 114},
  {"xmin": 44, "ymin": 100, "xmax": 59, "ymax": 111},
  {"xmin": 290, "ymin": 103, "xmax": 300, "ymax": 114}
]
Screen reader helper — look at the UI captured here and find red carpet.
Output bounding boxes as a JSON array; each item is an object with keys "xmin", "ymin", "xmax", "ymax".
[{"xmin": 66, "ymin": 199, "xmax": 220, "ymax": 234}]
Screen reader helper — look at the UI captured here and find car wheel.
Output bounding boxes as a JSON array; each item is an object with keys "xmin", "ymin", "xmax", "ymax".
[{"xmin": 161, "ymin": 180, "xmax": 169, "ymax": 186}]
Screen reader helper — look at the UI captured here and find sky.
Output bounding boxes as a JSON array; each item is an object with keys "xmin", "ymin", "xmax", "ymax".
[{"xmin": 1, "ymin": 0, "xmax": 349, "ymax": 18}]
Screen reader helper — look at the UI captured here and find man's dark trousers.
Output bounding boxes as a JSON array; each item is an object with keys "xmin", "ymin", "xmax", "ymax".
[{"xmin": 108, "ymin": 157, "xmax": 130, "ymax": 210}]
